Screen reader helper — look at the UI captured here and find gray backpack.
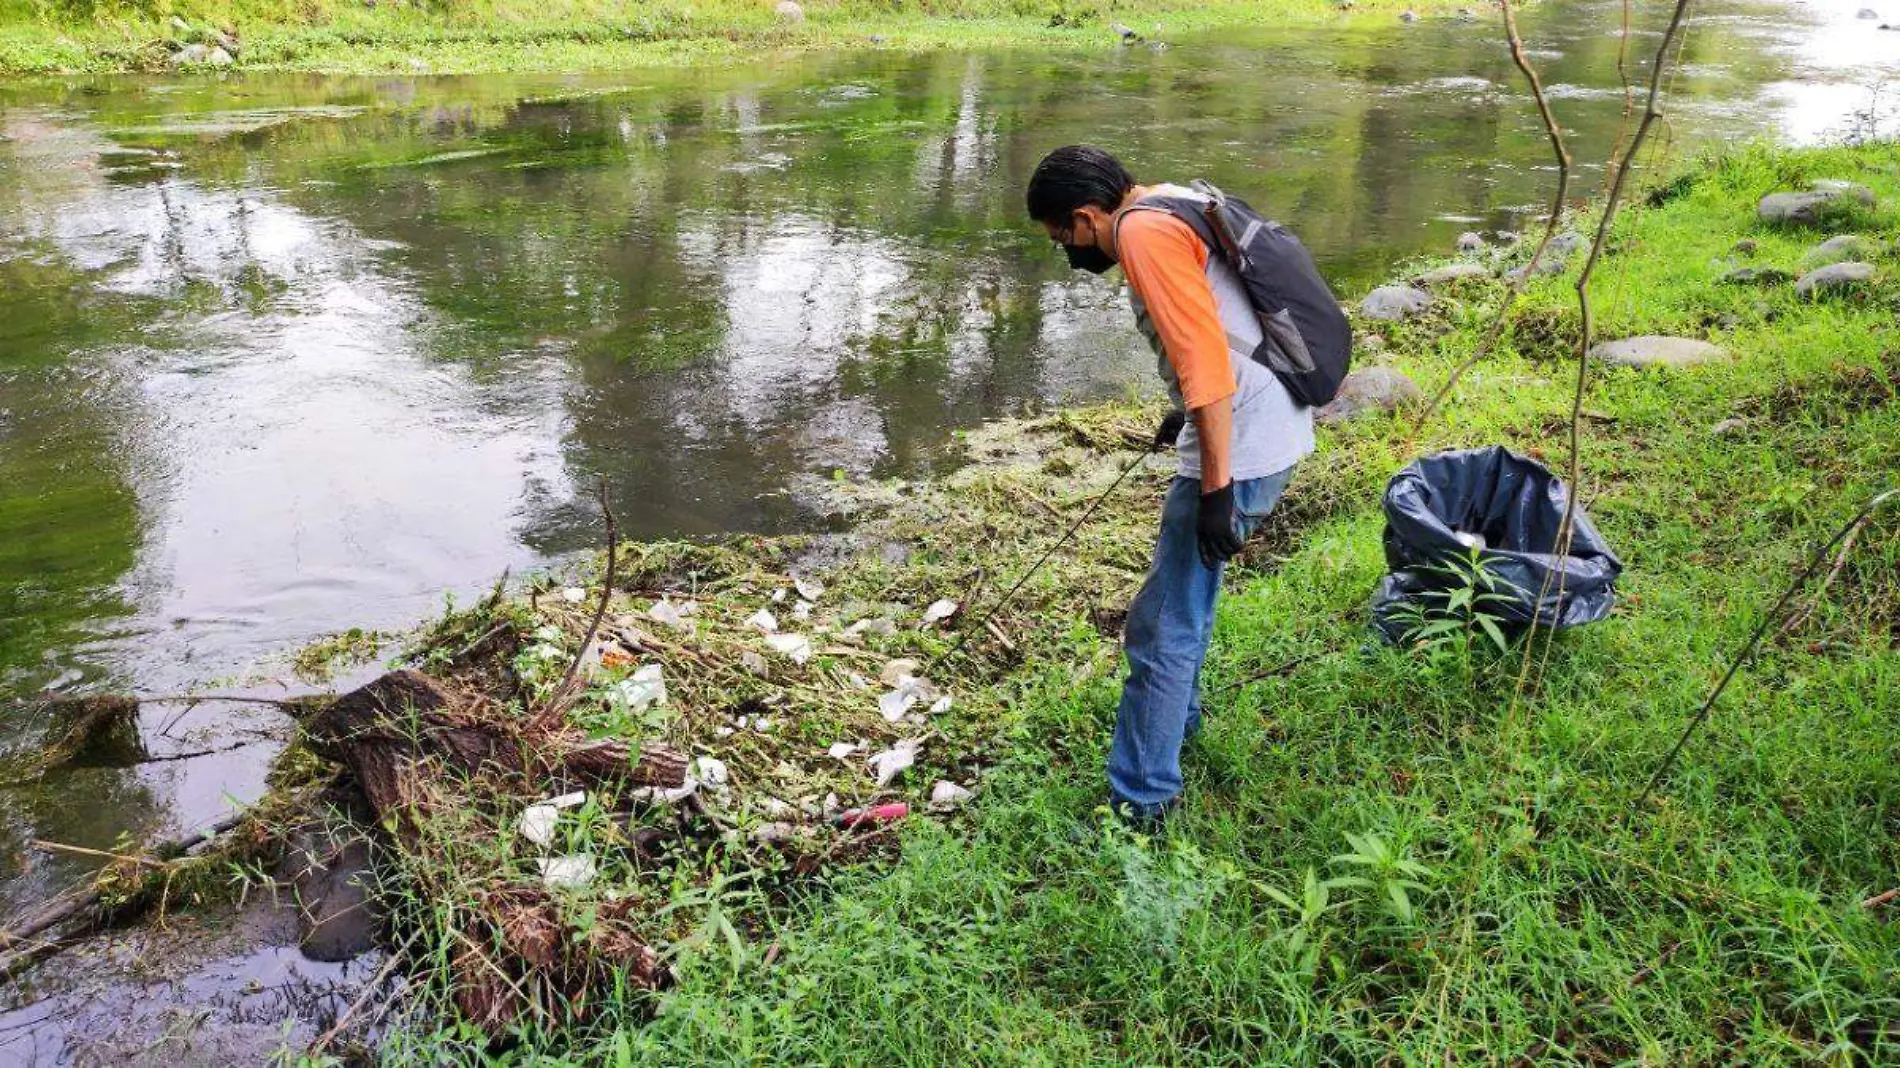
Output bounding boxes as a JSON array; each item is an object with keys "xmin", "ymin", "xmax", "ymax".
[{"xmin": 1135, "ymin": 180, "xmax": 1353, "ymax": 408}]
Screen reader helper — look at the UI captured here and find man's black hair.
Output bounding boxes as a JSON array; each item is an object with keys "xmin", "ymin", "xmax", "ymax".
[{"xmin": 1025, "ymin": 145, "xmax": 1136, "ymax": 223}]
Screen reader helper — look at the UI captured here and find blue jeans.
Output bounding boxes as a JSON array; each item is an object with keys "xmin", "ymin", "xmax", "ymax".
[{"xmin": 1107, "ymin": 467, "xmax": 1294, "ymax": 816}]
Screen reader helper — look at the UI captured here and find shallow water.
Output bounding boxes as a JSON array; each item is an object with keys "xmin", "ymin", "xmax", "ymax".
[{"xmin": 0, "ymin": 0, "xmax": 1887, "ymax": 915}]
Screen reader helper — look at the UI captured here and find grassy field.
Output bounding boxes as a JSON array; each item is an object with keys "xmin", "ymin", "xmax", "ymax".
[
  {"xmin": 0, "ymin": 0, "xmax": 1457, "ymax": 77},
  {"xmin": 272, "ymin": 138, "xmax": 1900, "ymax": 1064}
]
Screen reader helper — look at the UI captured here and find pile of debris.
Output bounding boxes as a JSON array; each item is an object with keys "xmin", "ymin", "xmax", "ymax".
[{"xmin": 277, "ymin": 408, "xmax": 1175, "ymax": 1035}]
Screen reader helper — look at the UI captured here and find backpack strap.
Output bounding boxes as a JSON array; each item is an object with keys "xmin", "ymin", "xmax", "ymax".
[{"xmin": 1114, "ymin": 193, "xmax": 1230, "ymax": 270}]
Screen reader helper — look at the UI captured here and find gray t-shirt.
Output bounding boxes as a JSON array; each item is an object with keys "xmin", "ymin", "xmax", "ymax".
[{"xmin": 1121, "ymin": 184, "xmax": 1315, "ymax": 483}]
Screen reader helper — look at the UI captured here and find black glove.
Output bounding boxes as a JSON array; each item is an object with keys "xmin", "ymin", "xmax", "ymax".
[
  {"xmin": 1153, "ymin": 410, "xmax": 1186, "ymax": 450},
  {"xmin": 1196, "ymin": 483, "xmax": 1245, "ymax": 569}
]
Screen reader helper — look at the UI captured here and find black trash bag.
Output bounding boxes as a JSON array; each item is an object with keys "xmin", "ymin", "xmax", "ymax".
[{"xmin": 1370, "ymin": 446, "xmax": 1622, "ymax": 644}]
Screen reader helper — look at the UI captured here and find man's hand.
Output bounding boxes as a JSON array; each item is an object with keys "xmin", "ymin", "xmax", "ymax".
[
  {"xmin": 1153, "ymin": 410, "xmax": 1186, "ymax": 450},
  {"xmin": 1196, "ymin": 483, "xmax": 1244, "ymax": 569}
]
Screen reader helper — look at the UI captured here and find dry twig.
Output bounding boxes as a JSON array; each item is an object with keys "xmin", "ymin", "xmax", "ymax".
[
  {"xmin": 539, "ymin": 480, "xmax": 619, "ymax": 730},
  {"xmin": 1411, "ymin": 0, "xmax": 1573, "ymax": 433}
]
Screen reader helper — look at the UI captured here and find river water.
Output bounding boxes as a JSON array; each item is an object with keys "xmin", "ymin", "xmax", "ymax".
[{"xmin": 0, "ymin": 0, "xmax": 1889, "ymax": 913}]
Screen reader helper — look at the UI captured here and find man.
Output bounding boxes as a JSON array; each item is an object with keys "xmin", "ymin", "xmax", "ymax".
[{"xmin": 1025, "ymin": 145, "xmax": 1314, "ymax": 826}]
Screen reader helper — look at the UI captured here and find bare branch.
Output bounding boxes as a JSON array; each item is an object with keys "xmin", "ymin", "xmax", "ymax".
[
  {"xmin": 538, "ymin": 480, "xmax": 619, "ymax": 729},
  {"xmin": 1601, "ymin": 0, "xmax": 1638, "ymax": 196},
  {"xmin": 1511, "ymin": 0, "xmax": 1702, "ymax": 707},
  {"xmin": 1410, "ymin": 0, "xmax": 1573, "ymax": 433}
]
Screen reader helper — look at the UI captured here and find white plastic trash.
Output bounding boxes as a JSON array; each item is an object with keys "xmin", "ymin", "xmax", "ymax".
[
  {"xmin": 929, "ymin": 780, "xmax": 973, "ymax": 809},
  {"xmin": 538, "ymin": 855, "xmax": 597, "ymax": 889},
  {"xmin": 844, "ymin": 617, "xmax": 897, "ymax": 639},
  {"xmin": 693, "ymin": 756, "xmax": 730, "ymax": 789},
  {"xmin": 764, "ymin": 633, "xmax": 813, "ymax": 663},
  {"xmin": 647, "ymin": 598, "xmax": 696, "ymax": 632},
  {"xmin": 631, "ymin": 776, "xmax": 699, "ymax": 804},
  {"xmin": 877, "ymin": 675, "xmax": 937, "ymax": 723},
  {"xmin": 877, "ymin": 689, "xmax": 915, "ymax": 723},
  {"xmin": 879, "ymin": 658, "xmax": 921, "ymax": 687},
  {"xmin": 518, "ymin": 806, "xmax": 559, "ymax": 846},
  {"xmin": 613, "ymin": 664, "xmax": 666, "ymax": 712},
  {"xmin": 868, "ymin": 739, "xmax": 919, "ymax": 787}
]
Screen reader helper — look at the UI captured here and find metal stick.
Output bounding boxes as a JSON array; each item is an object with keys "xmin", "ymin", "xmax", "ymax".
[
  {"xmin": 1631, "ymin": 488, "xmax": 1896, "ymax": 814},
  {"xmin": 925, "ymin": 446, "xmax": 1154, "ymax": 676}
]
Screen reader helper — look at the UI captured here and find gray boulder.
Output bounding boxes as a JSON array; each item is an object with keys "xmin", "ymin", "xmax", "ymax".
[
  {"xmin": 1415, "ymin": 263, "xmax": 1491, "ymax": 286},
  {"xmin": 206, "ymin": 46, "xmax": 234, "ymax": 66},
  {"xmin": 775, "ymin": 0, "xmax": 805, "ymax": 22},
  {"xmin": 1505, "ymin": 232, "xmax": 1584, "ymax": 279},
  {"xmin": 1316, "ymin": 367, "xmax": 1423, "ymax": 423},
  {"xmin": 1803, "ymin": 234, "xmax": 1883, "ymax": 267},
  {"xmin": 1758, "ymin": 181, "xmax": 1877, "ymax": 226},
  {"xmin": 1794, "ymin": 261, "xmax": 1875, "ymax": 298},
  {"xmin": 1588, "ymin": 335, "xmax": 1729, "ymax": 369},
  {"xmin": 168, "ymin": 42, "xmax": 210, "ymax": 67},
  {"xmin": 1544, "ymin": 232, "xmax": 1585, "ymax": 258},
  {"xmin": 1359, "ymin": 285, "xmax": 1433, "ymax": 321}
]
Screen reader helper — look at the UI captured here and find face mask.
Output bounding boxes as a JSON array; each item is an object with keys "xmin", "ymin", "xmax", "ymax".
[
  {"xmin": 1057, "ymin": 215, "xmax": 1115, "ymax": 275},
  {"xmin": 1064, "ymin": 241, "xmax": 1116, "ymax": 275}
]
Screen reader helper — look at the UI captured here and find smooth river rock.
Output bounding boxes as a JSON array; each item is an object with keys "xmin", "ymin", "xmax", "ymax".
[
  {"xmin": 1415, "ymin": 263, "xmax": 1491, "ymax": 286},
  {"xmin": 1316, "ymin": 367, "xmax": 1423, "ymax": 423},
  {"xmin": 1506, "ymin": 232, "xmax": 1585, "ymax": 278},
  {"xmin": 1795, "ymin": 261, "xmax": 1876, "ymax": 297},
  {"xmin": 1588, "ymin": 335, "xmax": 1729, "ymax": 369},
  {"xmin": 1758, "ymin": 180, "xmax": 1877, "ymax": 226},
  {"xmin": 1359, "ymin": 285, "xmax": 1433, "ymax": 321},
  {"xmin": 1803, "ymin": 234, "xmax": 1884, "ymax": 267}
]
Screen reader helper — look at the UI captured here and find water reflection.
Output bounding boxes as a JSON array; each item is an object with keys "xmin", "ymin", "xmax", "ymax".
[{"xmin": 0, "ymin": 0, "xmax": 1883, "ymax": 904}]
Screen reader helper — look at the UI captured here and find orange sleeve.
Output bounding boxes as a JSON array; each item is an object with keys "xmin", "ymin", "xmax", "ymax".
[{"xmin": 1116, "ymin": 211, "xmax": 1236, "ymax": 410}]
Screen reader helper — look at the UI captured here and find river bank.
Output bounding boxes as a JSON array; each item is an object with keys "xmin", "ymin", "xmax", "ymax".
[
  {"xmin": 0, "ymin": 0, "xmax": 1470, "ymax": 77},
  {"xmin": 11, "ymin": 137, "xmax": 1896, "ymax": 1062}
]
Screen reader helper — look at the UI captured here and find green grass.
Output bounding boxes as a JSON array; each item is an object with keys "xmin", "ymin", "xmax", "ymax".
[
  {"xmin": 0, "ymin": 0, "xmax": 1463, "ymax": 76},
  {"xmin": 345, "ymin": 140, "xmax": 1900, "ymax": 1064}
]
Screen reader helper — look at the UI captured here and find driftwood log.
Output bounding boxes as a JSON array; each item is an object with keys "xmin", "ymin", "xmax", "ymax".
[
  {"xmin": 299, "ymin": 668, "xmax": 686, "ymax": 1037},
  {"xmin": 304, "ymin": 669, "xmax": 688, "ymax": 824},
  {"xmin": 0, "ymin": 807, "xmax": 249, "ymax": 982}
]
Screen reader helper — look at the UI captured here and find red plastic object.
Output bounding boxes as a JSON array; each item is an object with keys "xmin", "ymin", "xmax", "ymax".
[{"xmin": 835, "ymin": 802, "xmax": 909, "ymax": 828}]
